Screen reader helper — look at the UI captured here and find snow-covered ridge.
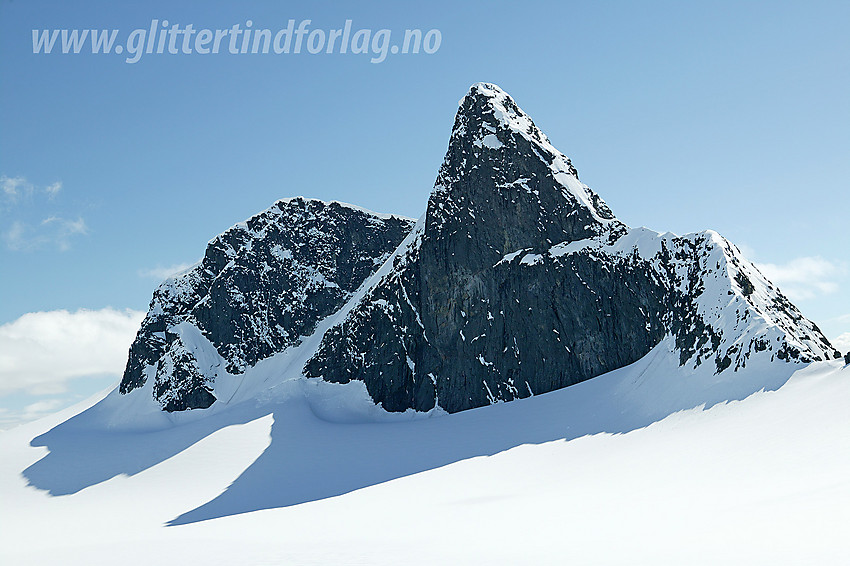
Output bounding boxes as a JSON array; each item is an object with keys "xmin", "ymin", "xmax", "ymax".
[
  {"xmin": 264, "ymin": 196, "xmax": 414, "ymax": 222},
  {"xmin": 506, "ymin": 225, "xmax": 838, "ymax": 371},
  {"xmin": 157, "ymin": 197, "xmax": 412, "ymax": 302},
  {"xmin": 119, "ymin": 197, "xmax": 415, "ymax": 411},
  {"xmin": 120, "ymin": 83, "xmax": 838, "ymax": 417},
  {"xmin": 300, "ymin": 83, "xmax": 840, "ymax": 415},
  {"xmin": 210, "ymin": 196, "xmax": 414, "ymax": 250}
]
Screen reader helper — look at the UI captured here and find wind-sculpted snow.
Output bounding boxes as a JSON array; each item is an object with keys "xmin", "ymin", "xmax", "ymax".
[
  {"xmin": 119, "ymin": 198, "xmax": 414, "ymax": 411},
  {"xmin": 123, "ymin": 82, "xmax": 838, "ymax": 415},
  {"xmin": 20, "ymin": 339, "xmax": 846, "ymax": 521},
  {"xmin": 9, "ymin": 349, "xmax": 850, "ymax": 564}
]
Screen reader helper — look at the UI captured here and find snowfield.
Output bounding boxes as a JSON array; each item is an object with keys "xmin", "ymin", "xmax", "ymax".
[{"xmin": 1, "ymin": 343, "xmax": 849, "ymax": 565}]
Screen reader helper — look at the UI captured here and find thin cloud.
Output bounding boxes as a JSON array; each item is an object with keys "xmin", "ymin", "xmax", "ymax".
[
  {"xmin": 734, "ymin": 242, "xmax": 756, "ymax": 260},
  {"xmin": 0, "ymin": 398, "xmax": 75, "ymax": 431},
  {"xmin": 1, "ymin": 175, "xmax": 31, "ymax": 200},
  {"xmin": 755, "ymin": 256, "xmax": 846, "ymax": 302},
  {"xmin": 1, "ymin": 175, "xmax": 84, "ymax": 251},
  {"xmin": 4, "ymin": 215, "xmax": 88, "ymax": 251},
  {"xmin": 45, "ymin": 181, "xmax": 62, "ymax": 197},
  {"xmin": 831, "ymin": 332, "xmax": 850, "ymax": 355},
  {"xmin": 138, "ymin": 262, "xmax": 197, "ymax": 280},
  {"xmin": 41, "ymin": 215, "xmax": 89, "ymax": 250},
  {"xmin": 830, "ymin": 313, "xmax": 850, "ymax": 325},
  {"xmin": 4, "ymin": 221, "xmax": 26, "ymax": 247},
  {"xmin": 0, "ymin": 175, "xmax": 61, "ymax": 202},
  {"xmin": 0, "ymin": 308, "xmax": 145, "ymax": 397}
]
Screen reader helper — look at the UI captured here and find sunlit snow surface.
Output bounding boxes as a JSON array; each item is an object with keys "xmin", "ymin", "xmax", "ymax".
[{"xmin": 1, "ymin": 344, "xmax": 849, "ymax": 565}]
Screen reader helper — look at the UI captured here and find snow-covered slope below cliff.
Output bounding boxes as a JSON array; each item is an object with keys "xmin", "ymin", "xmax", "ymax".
[{"xmin": 2, "ymin": 348, "xmax": 848, "ymax": 565}]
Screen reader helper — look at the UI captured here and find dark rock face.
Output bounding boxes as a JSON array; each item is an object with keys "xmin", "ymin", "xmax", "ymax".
[
  {"xmin": 304, "ymin": 84, "xmax": 652, "ymax": 412},
  {"xmin": 119, "ymin": 198, "xmax": 414, "ymax": 411},
  {"xmin": 123, "ymin": 83, "xmax": 840, "ymax": 415},
  {"xmin": 845, "ymin": 352, "xmax": 850, "ymax": 365},
  {"xmin": 303, "ymin": 83, "xmax": 840, "ymax": 413},
  {"xmin": 305, "ymin": 239, "xmax": 670, "ymax": 413}
]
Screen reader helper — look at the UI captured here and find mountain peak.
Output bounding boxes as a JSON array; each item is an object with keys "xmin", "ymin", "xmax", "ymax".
[
  {"xmin": 117, "ymin": 84, "xmax": 839, "ymax": 418},
  {"xmin": 452, "ymin": 82, "xmax": 550, "ymax": 156},
  {"xmin": 433, "ymin": 83, "xmax": 622, "ymax": 256},
  {"xmin": 459, "ymin": 83, "xmax": 545, "ymax": 140},
  {"xmin": 118, "ymin": 197, "xmax": 414, "ymax": 410}
]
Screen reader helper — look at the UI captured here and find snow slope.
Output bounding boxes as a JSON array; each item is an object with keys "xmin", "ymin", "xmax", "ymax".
[
  {"xmin": 2, "ymin": 345, "xmax": 848, "ymax": 565},
  {"xmin": 2, "ymin": 82, "xmax": 845, "ymax": 563}
]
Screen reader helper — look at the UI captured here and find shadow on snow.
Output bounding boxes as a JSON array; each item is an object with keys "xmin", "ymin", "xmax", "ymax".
[{"xmin": 22, "ymin": 345, "xmax": 798, "ymax": 526}]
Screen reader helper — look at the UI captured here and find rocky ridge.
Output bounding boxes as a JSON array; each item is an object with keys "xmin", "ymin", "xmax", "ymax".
[
  {"xmin": 120, "ymin": 83, "xmax": 840, "ymax": 414},
  {"xmin": 119, "ymin": 198, "xmax": 414, "ymax": 411}
]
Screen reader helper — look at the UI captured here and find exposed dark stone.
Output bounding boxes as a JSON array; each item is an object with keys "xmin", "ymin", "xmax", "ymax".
[
  {"xmin": 716, "ymin": 354, "xmax": 732, "ymax": 373},
  {"xmin": 303, "ymin": 83, "xmax": 839, "ymax": 414},
  {"xmin": 119, "ymin": 198, "xmax": 414, "ymax": 410},
  {"xmin": 123, "ymin": 82, "xmax": 841, "ymax": 415},
  {"xmin": 735, "ymin": 271, "xmax": 755, "ymax": 297}
]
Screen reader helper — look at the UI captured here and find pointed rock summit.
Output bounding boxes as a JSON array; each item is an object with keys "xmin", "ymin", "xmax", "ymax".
[
  {"xmin": 431, "ymin": 83, "xmax": 623, "ymax": 253},
  {"xmin": 120, "ymin": 83, "xmax": 841, "ymax": 415}
]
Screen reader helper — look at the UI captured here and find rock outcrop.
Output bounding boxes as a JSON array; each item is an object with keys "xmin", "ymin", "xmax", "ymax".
[
  {"xmin": 119, "ymin": 198, "xmax": 414, "ymax": 411},
  {"xmin": 121, "ymin": 83, "xmax": 841, "ymax": 414},
  {"xmin": 303, "ymin": 83, "xmax": 839, "ymax": 413}
]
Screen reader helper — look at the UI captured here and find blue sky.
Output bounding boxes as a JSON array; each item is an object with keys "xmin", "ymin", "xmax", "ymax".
[{"xmin": 1, "ymin": 0, "xmax": 848, "ymax": 427}]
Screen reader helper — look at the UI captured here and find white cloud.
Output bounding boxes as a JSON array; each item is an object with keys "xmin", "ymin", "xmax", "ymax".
[
  {"xmin": 0, "ymin": 401, "xmax": 58, "ymax": 430},
  {"xmin": 1, "ymin": 175, "xmax": 61, "ymax": 202},
  {"xmin": 831, "ymin": 333, "xmax": 850, "ymax": 355},
  {"xmin": 1, "ymin": 175, "xmax": 85, "ymax": 251},
  {"xmin": 0, "ymin": 397, "xmax": 79, "ymax": 431},
  {"xmin": 23, "ymin": 398, "xmax": 66, "ymax": 414},
  {"xmin": 1, "ymin": 175, "xmax": 31, "ymax": 200},
  {"xmin": 138, "ymin": 262, "xmax": 196, "ymax": 280},
  {"xmin": 45, "ymin": 181, "xmax": 62, "ymax": 197},
  {"xmin": 734, "ymin": 242, "xmax": 756, "ymax": 260},
  {"xmin": 0, "ymin": 308, "xmax": 145, "ymax": 397},
  {"xmin": 755, "ymin": 257, "xmax": 846, "ymax": 302},
  {"xmin": 4, "ymin": 215, "xmax": 88, "ymax": 251},
  {"xmin": 4, "ymin": 221, "xmax": 25, "ymax": 246}
]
